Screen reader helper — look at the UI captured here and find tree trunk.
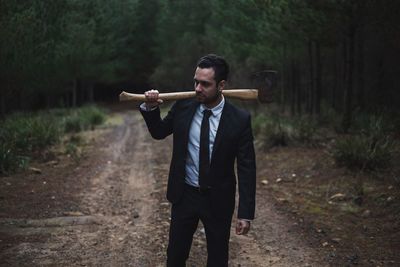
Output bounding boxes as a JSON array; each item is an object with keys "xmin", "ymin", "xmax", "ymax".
[
  {"xmin": 295, "ymin": 62, "xmax": 301, "ymax": 115},
  {"xmin": 19, "ymin": 89, "xmax": 26, "ymax": 111},
  {"xmin": 280, "ymin": 45, "xmax": 287, "ymax": 114},
  {"xmin": 341, "ymin": 39, "xmax": 348, "ymax": 114},
  {"xmin": 332, "ymin": 45, "xmax": 338, "ymax": 110},
  {"xmin": 315, "ymin": 41, "xmax": 322, "ymax": 115},
  {"xmin": 45, "ymin": 95, "xmax": 51, "ymax": 109},
  {"xmin": 356, "ymin": 24, "xmax": 365, "ymax": 110},
  {"xmin": 342, "ymin": 18, "xmax": 356, "ymax": 132},
  {"xmin": 72, "ymin": 78, "xmax": 77, "ymax": 107},
  {"xmin": 307, "ymin": 40, "xmax": 314, "ymax": 114},
  {"xmin": 0, "ymin": 87, "xmax": 5, "ymax": 116},
  {"xmin": 290, "ymin": 59, "xmax": 296, "ymax": 116},
  {"xmin": 88, "ymin": 82, "xmax": 94, "ymax": 103}
]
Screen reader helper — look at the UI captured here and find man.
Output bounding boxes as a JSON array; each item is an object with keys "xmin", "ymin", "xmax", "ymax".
[{"xmin": 140, "ymin": 54, "xmax": 256, "ymax": 266}]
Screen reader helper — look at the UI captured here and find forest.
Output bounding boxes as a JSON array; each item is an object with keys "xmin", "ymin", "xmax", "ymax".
[{"xmin": 1, "ymin": 0, "xmax": 399, "ymax": 125}]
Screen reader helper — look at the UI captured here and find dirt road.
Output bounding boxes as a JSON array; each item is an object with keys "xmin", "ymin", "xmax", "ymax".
[{"xmin": 0, "ymin": 110, "xmax": 325, "ymax": 266}]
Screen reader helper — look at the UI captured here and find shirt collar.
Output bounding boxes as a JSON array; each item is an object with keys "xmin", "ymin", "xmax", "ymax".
[{"xmin": 199, "ymin": 96, "xmax": 225, "ymax": 117}]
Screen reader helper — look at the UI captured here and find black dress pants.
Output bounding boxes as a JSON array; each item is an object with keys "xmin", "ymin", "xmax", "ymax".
[{"xmin": 167, "ymin": 184, "xmax": 233, "ymax": 267}]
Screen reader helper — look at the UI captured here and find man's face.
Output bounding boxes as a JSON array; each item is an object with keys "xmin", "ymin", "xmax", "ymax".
[{"xmin": 194, "ymin": 67, "xmax": 224, "ymax": 107}]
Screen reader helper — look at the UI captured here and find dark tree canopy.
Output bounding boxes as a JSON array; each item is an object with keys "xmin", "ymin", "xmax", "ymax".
[{"xmin": 1, "ymin": 0, "xmax": 400, "ymax": 129}]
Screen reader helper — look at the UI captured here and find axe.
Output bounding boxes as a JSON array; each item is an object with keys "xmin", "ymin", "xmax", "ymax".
[{"xmin": 119, "ymin": 70, "xmax": 277, "ymax": 103}]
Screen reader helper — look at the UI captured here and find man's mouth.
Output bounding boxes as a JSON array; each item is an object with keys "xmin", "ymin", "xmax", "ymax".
[{"xmin": 196, "ymin": 93, "xmax": 205, "ymax": 98}]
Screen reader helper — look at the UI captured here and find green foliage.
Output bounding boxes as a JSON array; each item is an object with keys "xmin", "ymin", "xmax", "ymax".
[
  {"xmin": 64, "ymin": 135, "xmax": 83, "ymax": 163},
  {"xmin": 80, "ymin": 105, "xmax": 106, "ymax": 127},
  {"xmin": 332, "ymin": 134, "xmax": 394, "ymax": 171},
  {"xmin": 63, "ymin": 105, "xmax": 106, "ymax": 133},
  {"xmin": 0, "ymin": 113, "xmax": 61, "ymax": 153},
  {"xmin": 64, "ymin": 116, "xmax": 84, "ymax": 133},
  {"xmin": 319, "ymin": 102, "xmax": 342, "ymax": 130},
  {"xmin": 253, "ymin": 114, "xmax": 284, "ymax": 148},
  {"xmin": 0, "ymin": 105, "xmax": 106, "ymax": 174},
  {"xmin": 332, "ymin": 115, "xmax": 397, "ymax": 171},
  {"xmin": 65, "ymin": 143, "xmax": 80, "ymax": 161},
  {"xmin": 0, "ymin": 112, "xmax": 60, "ymax": 174},
  {"xmin": 253, "ymin": 112, "xmax": 319, "ymax": 148},
  {"xmin": 293, "ymin": 115, "xmax": 318, "ymax": 143},
  {"xmin": 0, "ymin": 141, "xmax": 29, "ymax": 174}
]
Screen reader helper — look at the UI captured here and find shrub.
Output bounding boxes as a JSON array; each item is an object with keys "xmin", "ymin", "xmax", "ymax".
[
  {"xmin": 319, "ymin": 101, "xmax": 342, "ymax": 130},
  {"xmin": 62, "ymin": 105, "xmax": 106, "ymax": 133},
  {"xmin": 64, "ymin": 115, "xmax": 84, "ymax": 133},
  {"xmin": 253, "ymin": 114, "xmax": 290, "ymax": 148},
  {"xmin": 332, "ymin": 134, "xmax": 394, "ymax": 171},
  {"xmin": 29, "ymin": 116, "xmax": 62, "ymax": 150},
  {"xmin": 0, "ymin": 141, "xmax": 29, "ymax": 174},
  {"xmin": 0, "ymin": 113, "xmax": 61, "ymax": 153},
  {"xmin": 64, "ymin": 142, "xmax": 81, "ymax": 162},
  {"xmin": 293, "ymin": 115, "xmax": 318, "ymax": 143},
  {"xmin": 252, "ymin": 113, "xmax": 268, "ymax": 136},
  {"xmin": 253, "ymin": 113, "xmax": 320, "ymax": 148},
  {"xmin": 332, "ymin": 115, "xmax": 396, "ymax": 171},
  {"xmin": 0, "ymin": 105, "xmax": 106, "ymax": 174},
  {"xmin": 80, "ymin": 105, "xmax": 106, "ymax": 128}
]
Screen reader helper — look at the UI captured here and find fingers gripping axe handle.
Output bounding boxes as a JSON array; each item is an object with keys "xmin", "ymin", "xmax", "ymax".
[{"xmin": 119, "ymin": 70, "xmax": 277, "ymax": 103}]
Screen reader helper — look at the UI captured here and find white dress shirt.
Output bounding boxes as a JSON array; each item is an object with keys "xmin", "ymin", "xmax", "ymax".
[{"xmin": 185, "ymin": 97, "xmax": 225, "ymax": 187}]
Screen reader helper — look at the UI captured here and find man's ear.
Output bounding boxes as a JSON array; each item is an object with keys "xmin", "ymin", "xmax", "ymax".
[{"xmin": 218, "ymin": 80, "xmax": 226, "ymax": 92}]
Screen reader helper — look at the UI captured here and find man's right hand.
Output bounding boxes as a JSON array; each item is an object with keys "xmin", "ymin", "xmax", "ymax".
[{"xmin": 144, "ymin": 89, "xmax": 163, "ymax": 109}]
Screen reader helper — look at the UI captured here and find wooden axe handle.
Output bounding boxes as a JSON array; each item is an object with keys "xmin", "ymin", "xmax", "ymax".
[{"xmin": 119, "ymin": 89, "xmax": 258, "ymax": 102}]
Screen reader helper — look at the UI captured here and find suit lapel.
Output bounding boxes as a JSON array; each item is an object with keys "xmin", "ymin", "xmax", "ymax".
[{"xmin": 182, "ymin": 101, "xmax": 199, "ymax": 147}]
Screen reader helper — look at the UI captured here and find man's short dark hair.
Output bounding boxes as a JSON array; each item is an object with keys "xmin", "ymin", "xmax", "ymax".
[{"xmin": 197, "ymin": 54, "xmax": 229, "ymax": 84}]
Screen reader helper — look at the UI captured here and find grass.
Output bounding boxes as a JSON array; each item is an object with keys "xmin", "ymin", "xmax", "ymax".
[
  {"xmin": 252, "ymin": 109, "xmax": 398, "ymax": 172},
  {"xmin": 332, "ymin": 115, "xmax": 397, "ymax": 172},
  {"xmin": 0, "ymin": 105, "xmax": 107, "ymax": 175},
  {"xmin": 252, "ymin": 112, "xmax": 319, "ymax": 149}
]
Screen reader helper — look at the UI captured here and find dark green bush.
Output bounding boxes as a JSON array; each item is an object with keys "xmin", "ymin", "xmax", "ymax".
[
  {"xmin": 253, "ymin": 113, "xmax": 320, "ymax": 148},
  {"xmin": 80, "ymin": 105, "xmax": 106, "ymax": 127},
  {"xmin": 0, "ymin": 113, "xmax": 58, "ymax": 174},
  {"xmin": 253, "ymin": 114, "xmax": 291, "ymax": 148},
  {"xmin": 64, "ymin": 115, "xmax": 84, "ymax": 133},
  {"xmin": 293, "ymin": 115, "xmax": 318, "ymax": 143},
  {"xmin": 332, "ymin": 115, "xmax": 396, "ymax": 171},
  {"xmin": 0, "ymin": 141, "xmax": 29, "ymax": 174},
  {"xmin": 29, "ymin": 116, "xmax": 62, "ymax": 150},
  {"xmin": 0, "ymin": 105, "xmax": 106, "ymax": 174},
  {"xmin": 252, "ymin": 114, "xmax": 268, "ymax": 136},
  {"xmin": 0, "ymin": 113, "xmax": 61, "ymax": 153},
  {"xmin": 63, "ymin": 105, "xmax": 106, "ymax": 133},
  {"xmin": 332, "ymin": 134, "xmax": 394, "ymax": 171}
]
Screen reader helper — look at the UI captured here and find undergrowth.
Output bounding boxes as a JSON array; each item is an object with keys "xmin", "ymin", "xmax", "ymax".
[{"xmin": 0, "ymin": 105, "xmax": 107, "ymax": 175}]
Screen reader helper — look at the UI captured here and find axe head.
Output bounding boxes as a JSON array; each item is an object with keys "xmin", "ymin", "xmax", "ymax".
[{"xmin": 252, "ymin": 70, "xmax": 277, "ymax": 103}]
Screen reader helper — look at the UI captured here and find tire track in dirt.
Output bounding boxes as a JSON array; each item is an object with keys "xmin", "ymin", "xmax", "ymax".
[{"xmin": 65, "ymin": 111, "xmax": 172, "ymax": 266}]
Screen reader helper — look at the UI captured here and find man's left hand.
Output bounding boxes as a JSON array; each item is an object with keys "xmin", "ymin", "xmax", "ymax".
[{"xmin": 235, "ymin": 219, "xmax": 251, "ymax": 235}]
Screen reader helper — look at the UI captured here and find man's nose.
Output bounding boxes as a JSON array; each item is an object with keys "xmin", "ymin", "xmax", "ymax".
[{"xmin": 195, "ymin": 83, "xmax": 202, "ymax": 92}]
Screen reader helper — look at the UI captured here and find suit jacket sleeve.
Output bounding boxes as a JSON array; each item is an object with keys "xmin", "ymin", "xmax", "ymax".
[
  {"xmin": 139, "ymin": 103, "xmax": 176, "ymax": 140},
  {"xmin": 236, "ymin": 114, "xmax": 256, "ymax": 220}
]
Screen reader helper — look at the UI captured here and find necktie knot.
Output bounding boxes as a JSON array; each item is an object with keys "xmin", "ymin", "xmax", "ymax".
[{"xmin": 203, "ymin": 109, "xmax": 213, "ymax": 119}]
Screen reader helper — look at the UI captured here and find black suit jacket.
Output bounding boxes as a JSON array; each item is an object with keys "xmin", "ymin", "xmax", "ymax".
[{"xmin": 140, "ymin": 99, "xmax": 256, "ymax": 219}]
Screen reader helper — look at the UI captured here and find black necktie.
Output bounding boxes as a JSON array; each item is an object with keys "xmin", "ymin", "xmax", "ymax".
[{"xmin": 199, "ymin": 109, "xmax": 213, "ymax": 189}]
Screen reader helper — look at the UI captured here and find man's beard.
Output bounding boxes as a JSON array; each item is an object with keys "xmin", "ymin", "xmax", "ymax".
[{"xmin": 196, "ymin": 90, "xmax": 221, "ymax": 104}]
